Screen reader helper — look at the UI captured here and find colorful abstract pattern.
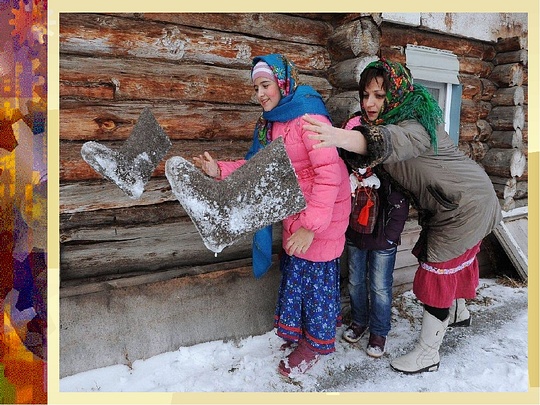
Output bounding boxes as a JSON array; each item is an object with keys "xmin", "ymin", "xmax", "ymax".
[{"xmin": 1, "ymin": 0, "xmax": 47, "ymax": 403}]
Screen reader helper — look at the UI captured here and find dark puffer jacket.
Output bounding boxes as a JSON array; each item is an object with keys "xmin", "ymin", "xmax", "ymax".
[{"xmin": 346, "ymin": 170, "xmax": 409, "ymax": 251}]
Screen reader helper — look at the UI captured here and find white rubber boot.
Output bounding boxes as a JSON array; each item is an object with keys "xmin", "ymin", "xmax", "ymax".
[
  {"xmin": 448, "ymin": 298, "xmax": 471, "ymax": 327},
  {"xmin": 390, "ymin": 310, "xmax": 449, "ymax": 374}
]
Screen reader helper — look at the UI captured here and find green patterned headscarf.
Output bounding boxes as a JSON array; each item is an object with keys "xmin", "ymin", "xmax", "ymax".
[{"xmin": 360, "ymin": 58, "xmax": 444, "ymax": 153}]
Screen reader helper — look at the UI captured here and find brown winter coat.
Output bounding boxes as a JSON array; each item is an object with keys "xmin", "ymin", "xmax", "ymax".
[{"xmin": 343, "ymin": 119, "xmax": 503, "ymax": 263}]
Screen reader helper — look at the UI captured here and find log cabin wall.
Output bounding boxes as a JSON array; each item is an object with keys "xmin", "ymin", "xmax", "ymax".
[
  {"xmin": 58, "ymin": 13, "xmax": 527, "ymax": 377},
  {"xmin": 324, "ymin": 14, "xmax": 528, "ymax": 281},
  {"xmin": 59, "ymin": 12, "xmax": 344, "ymax": 377},
  {"xmin": 59, "ymin": 12, "xmax": 336, "ymax": 285}
]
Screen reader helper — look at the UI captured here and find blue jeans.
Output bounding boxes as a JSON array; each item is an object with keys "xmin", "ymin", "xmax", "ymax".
[{"xmin": 347, "ymin": 241, "xmax": 397, "ymax": 337}]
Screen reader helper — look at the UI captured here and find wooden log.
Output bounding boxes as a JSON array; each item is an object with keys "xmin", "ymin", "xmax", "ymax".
[
  {"xmin": 327, "ymin": 55, "xmax": 378, "ymax": 90},
  {"xmin": 458, "ymin": 122, "xmax": 478, "ymax": 142},
  {"xmin": 379, "ymin": 46, "xmax": 406, "ymax": 64},
  {"xmin": 59, "ymin": 13, "xmax": 331, "ymax": 72},
  {"xmin": 129, "ymin": 13, "xmax": 333, "ymax": 46},
  {"xmin": 513, "ymin": 197, "xmax": 528, "ymax": 209},
  {"xmin": 60, "ymin": 56, "xmax": 332, "ymax": 106},
  {"xmin": 493, "ymin": 50, "xmax": 528, "ymax": 67},
  {"xmin": 59, "ymin": 82, "xmax": 115, "ymax": 100},
  {"xmin": 516, "ymin": 158, "xmax": 528, "ymax": 181},
  {"xmin": 60, "ymin": 56, "xmax": 254, "ymax": 104},
  {"xmin": 60, "ymin": 220, "xmax": 257, "ymax": 281},
  {"xmin": 478, "ymin": 101, "xmax": 492, "ymax": 121},
  {"xmin": 514, "ymin": 181, "xmax": 528, "ymax": 200},
  {"xmin": 460, "ymin": 99, "xmax": 491, "ymax": 123},
  {"xmin": 470, "ymin": 141, "xmax": 488, "ymax": 161},
  {"xmin": 510, "ymin": 150, "xmax": 527, "ymax": 178},
  {"xmin": 325, "ymin": 91, "xmax": 360, "ymax": 127},
  {"xmin": 59, "ymin": 178, "xmax": 289, "ymax": 281},
  {"xmin": 521, "ymin": 145, "xmax": 528, "ymax": 159},
  {"xmin": 327, "ymin": 18, "xmax": 380, "ymax": 61},
  {"xmin": 60, "ymin": 203, "xmax": 284, "ymax": 282},
  {"xmin": 380, "ymin": 23, "xmax": 495, "ymax": 59},
  {"xmin": 459, "ymin": 75, "xmax": 482, "ymax": 101},
  {"xmin": 495, "ymin": 36, "xmax": 526, "ymax": 53},
  {"xmin": 61, "ymin": 199, "xmax": 187, "ymax": 232},
  {"xmin": 60, "ymin": 139, "xmax": 252, "ymax": 182},
  {"xmin": 59, "ymin": 257, "xmax": 259, "ymax": 295},
  {"xmin": 457, "ymin": 141, "xmax": 472, "ymax": 158},
  {"xmin": 481, "ymin": 147, "xmax": 526, "ymax": 178},
  {"xmin": 499, "ymin": 197, "xmax": 515, "ymax": 212},
  {"xmin": 489, "ymin": 63, "xmax": 524, "ymax": 87},
  {"xmin": 487, "ymin": 105, "xmax": 524, "ymax": 131},
  {"xmin": 489, "ymin": 175, "xmax": 517, "ymax": 200},
  {"xmin": 59, "ymin": 100, "xmax": 261, "ymax": 142},
  {"xmin": 476, "ymin": 120, "xmax": 492, "ymax": 142},
  {"xmin": 488, "ymin": 129, "xmax": 522, "ymax": 149},
  {"xmin": 60, "ymin": 178, "xmax": 175, "ymax": 214},
  {"xmin": 457, "ymin": 57, "xmax": 493, "ymax": 78},
  {"xmin": 491, "ymin": 86, "xmax": 524, "ymax": 106},
  {"xmin": 292, "ymin": 13, "xmax": 357, "ymax": 25},
  {"xmin": 480, "ymin": 78, "xmax": 497, "ymax": 101}
]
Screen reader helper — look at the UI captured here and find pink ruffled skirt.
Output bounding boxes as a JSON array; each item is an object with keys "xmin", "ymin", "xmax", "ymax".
[{"xmin": 412, "ymin": 241, "xmax": 482, "ymax": 308}]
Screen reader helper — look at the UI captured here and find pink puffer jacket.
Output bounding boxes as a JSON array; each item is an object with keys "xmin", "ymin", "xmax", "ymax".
[{"xmin": 219, "ymin": 115, "xmax": 351, "ymax": 262}]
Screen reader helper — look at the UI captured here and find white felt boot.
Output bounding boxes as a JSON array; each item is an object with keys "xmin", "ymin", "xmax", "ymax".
[
  {"xmin": 449, "ymin": 298, "xmax": 471, "ymax": 327},
  {"xmin": 390, "ymin": 310, "xmax": 449, "ymax": 374}
]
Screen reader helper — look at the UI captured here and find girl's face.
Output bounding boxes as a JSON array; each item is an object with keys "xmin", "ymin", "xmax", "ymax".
[
  {"xmin": 254, "ymin": 77, "xmax": 281, "ymax": 111},
  {"xmin": 362, "ymin": 76, "xmax": 387, "ymax": 122}
]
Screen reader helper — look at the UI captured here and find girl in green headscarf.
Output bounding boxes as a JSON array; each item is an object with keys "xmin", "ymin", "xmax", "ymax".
[{"xmin": 303, "ymin": 58, "xmax": 502, "ymax": 375}]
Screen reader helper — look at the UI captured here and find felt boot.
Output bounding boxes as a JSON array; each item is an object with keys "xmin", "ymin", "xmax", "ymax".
[
  {"xmin": 278, "ymin": 339, "xmax": 320, "ymax": 377},
  {"xmin": 390, "ymin": 310, "xmax": 449, "ymax": 374},
  {"xmin": 448, "ymin": 298, "xmax": 471, "ymax": 327}
]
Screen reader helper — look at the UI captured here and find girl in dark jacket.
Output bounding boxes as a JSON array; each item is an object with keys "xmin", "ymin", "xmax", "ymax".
[{"xmin": 340, "ymin": 114, "xmax": 409, "ymax": 359}]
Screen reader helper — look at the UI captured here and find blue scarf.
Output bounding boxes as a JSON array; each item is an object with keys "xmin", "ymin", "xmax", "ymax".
[{"xmin": 247, "ymin": 54, "xmax": 330, "ymax": 278}]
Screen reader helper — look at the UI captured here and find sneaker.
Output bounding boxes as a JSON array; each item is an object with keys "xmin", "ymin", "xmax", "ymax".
[
  {"xmin": 278, "ymin": 339, "xmax": 320, "ymax": 377},
  {"xmin": 342, "ymin": 323, "xmax": 367, "ymax": 343},
  {"xmin": 366, "ymin": 333, "xmax": 386, "ymax": 358}
]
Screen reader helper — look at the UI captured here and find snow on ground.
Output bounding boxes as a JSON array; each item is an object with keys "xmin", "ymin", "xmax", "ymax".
[{"xmin": 60, "ymin": 278, "xmax": 529, "ymax": 393}]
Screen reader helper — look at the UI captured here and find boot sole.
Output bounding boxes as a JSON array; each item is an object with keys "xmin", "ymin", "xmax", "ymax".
[
  {"xmin": 366, "ymin": 348, "xmax": 385, "ymax": 358},
  {"xmin": 449, "ymin": 317, "xmax": 472, "ymax": 327},
  {"xmin": 342, "ymin": 335, "xmax": 363, "ymax": 343},
  {"xmin": 390, "ymin": 362, "xmax": 439, "ymax": 374},
  {"xmin": 277, "ymin": 357, "xmax": 319, "ymax": 378},
  {"xmin": 342, "ymin": 330, "xmax": 367, "ymax": 344}
]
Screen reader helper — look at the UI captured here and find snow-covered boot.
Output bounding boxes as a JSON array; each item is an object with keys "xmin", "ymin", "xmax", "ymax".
[
  {"xmin": 278, "ymin": 339, "xmax": 320, "ymax": 377},
  {"xmin": 448, "ymin": 298, "xmax": 471, "ymax": 327},
  {"xmin": 390, "ymin": 310, "xmax": 449, "ymax": 374}
]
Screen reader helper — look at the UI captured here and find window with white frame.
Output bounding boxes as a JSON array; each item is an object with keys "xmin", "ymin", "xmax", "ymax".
[{"xmin": 405, "ymin": 45, "xmax": 461, "ymax": 145}]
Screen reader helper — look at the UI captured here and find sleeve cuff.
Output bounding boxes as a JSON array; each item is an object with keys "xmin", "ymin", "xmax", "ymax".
[{"xmin": 342, "ymin": 125, "xmax": 392, "ymax": 169}]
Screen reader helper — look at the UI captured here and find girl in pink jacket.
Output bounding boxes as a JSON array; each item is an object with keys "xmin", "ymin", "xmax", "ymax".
[{"xmin": 194, "ymin": 54, "xmax": 350, "ymax": 377}]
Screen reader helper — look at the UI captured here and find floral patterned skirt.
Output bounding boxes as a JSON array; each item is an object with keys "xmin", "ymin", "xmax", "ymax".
[
  {"xmin": 413, "ymin": 241, "xmax": 482, "ymax": 308},
  {"xmin": 274, "ymin": 254, "xmax": 341, "ymax": 354}
]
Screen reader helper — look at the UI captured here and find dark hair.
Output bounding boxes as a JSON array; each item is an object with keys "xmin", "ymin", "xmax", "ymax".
[{"xmin": 358, "ymin": 67, "xmax": 391, "ymax": 95}]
